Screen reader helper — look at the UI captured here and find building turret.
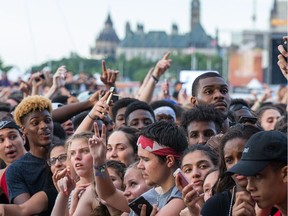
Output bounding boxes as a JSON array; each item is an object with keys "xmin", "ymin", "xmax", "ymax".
[{"xmin": 191, "ymin": 0, "xmax": 200, "ymax": 31}]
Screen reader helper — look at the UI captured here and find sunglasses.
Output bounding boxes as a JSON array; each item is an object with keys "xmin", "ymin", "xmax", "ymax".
[{"xmin": 47, "ymin": 153, "xmax": 67, "ymax": 166}]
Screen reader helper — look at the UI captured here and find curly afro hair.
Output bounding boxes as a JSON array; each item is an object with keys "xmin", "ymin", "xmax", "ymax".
[{"xmin": 14, "ymin": 95, "xmax": 52, "ymax": 127}]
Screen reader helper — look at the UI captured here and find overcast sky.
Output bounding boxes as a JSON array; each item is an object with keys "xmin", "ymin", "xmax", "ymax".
[{"xmin": 0, "ymin": 0, "xmax": 274, "ymax": 71}]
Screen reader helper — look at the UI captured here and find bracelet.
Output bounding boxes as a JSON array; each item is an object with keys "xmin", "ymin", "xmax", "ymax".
[
  {"xmin": 94, "ymin": 163, "xmax": 107, "ymax": 177},
  {"xmin": 151, "ymin": 75, "xmax": 159, "ymax": 83},
  {"xmin": 88, "ymin": 112, "xmax": 97, "ymax": 120}
]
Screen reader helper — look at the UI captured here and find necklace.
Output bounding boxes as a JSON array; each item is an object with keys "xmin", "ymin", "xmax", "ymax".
[
  {"xmin": 155, "ymin": 187, "xmax": 163, "ymax": 206},
  {"xmin": 228, "ymin": 186, "xmax": 236, "ymax": 216}
]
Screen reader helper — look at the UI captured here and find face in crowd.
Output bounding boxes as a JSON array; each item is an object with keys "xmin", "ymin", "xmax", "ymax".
[
  {"xmin": 123, "ymin": 166, "xmax": 151, "ymax": 203},
  {"xmin": 246, "ymin": 164, "xmax": 287, "ymax": 210},
  {"xmin": 137, "ymin": 147, "xmax": 174, "ymax": 187},
  {"xmin": 126, "ymin": 109, "xmax": 154, "ymax": 130},
  {"xmin": 0, "ymin": 127, "xmax": 25, "ymax": 166},
  {"xmin": 187, "ymin": 121, "xmax": 218, "ymax": 146},
  {"xmin": 107, "ymin": 166, "xmax": 124, "ymax": 191},
  {"xmin": 106, "ymin": 130, "xmax": 137, "ymax": 166},
  {"xmin": 115, "ymin": 107, "xmax": 126, "ymax": 129},
  {"xmin": 47, "ymin": 145, "xmax": 67, "ymax": 175},
  {"xmin": 22, "ymin": 110, "xmax": 53, "ymax": 148},
  {"xmin": 192, "ymin": 76, "xmax": 231, "ymax": 118},
  {"xmin": 69, "ymin": 138, "xmax": 93, "ymax": 181},
  {"xmin": 181, "ymin": 150, "xmax": 216, "ymax": 193},
  {"xmin": 202, "ymin": 170, "xmax": 219, "ymax": 202},
  {"xmin": 258, "ymin": 108, "xmax": 281, "ymax": 131},
  {"xmin": 224, "ymin": 137, "xmax": 248, "ymax": 188}
]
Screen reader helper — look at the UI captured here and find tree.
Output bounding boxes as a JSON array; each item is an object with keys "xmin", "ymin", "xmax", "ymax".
[{"xmin": 30, "ymin": 52, "xmax": 222, "ymax": 81}]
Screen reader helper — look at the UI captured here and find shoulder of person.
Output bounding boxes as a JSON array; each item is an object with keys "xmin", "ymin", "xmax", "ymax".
[{"xmin": 201, "ymin": 191, "xmax": 231, "ymax": 215}]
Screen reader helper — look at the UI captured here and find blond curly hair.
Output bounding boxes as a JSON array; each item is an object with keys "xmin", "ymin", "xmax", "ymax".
[{"xmin": 13, "ymin": 95, "xmax": 52, "ymax": 127}]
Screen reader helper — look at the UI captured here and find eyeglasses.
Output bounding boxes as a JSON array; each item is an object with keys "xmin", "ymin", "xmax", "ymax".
[{"xmin": 47, "ymin": 154, "xmax": 67, "ymax": 166}]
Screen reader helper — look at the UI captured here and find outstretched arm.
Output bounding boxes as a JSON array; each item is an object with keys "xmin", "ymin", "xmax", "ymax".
[
  {"xmin": 88, "ymin": 123, "xmax": 130, "ymax": 213},
  {"xmin": 136, "ymin": 67, "xmax": 154, "ymax": 98},
  {"xmin": 52, "ymin": 90, "xmax": 100, "ymax": 123},
  {"xmin": 137, "ymin": 52, "xmax": 172, "ymax": 103},
  {"xmin": 74, "ymin": 90, "xmax": 110, "ymax": 134},
  {"xmin": 44, "ymin": 65, "xmax": 67, "ymax": 99}
]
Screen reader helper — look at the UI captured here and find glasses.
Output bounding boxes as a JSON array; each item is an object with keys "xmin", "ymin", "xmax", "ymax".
[{"xmin": 47, "ymin": 154, "xmax": 67, "ymax": 166}]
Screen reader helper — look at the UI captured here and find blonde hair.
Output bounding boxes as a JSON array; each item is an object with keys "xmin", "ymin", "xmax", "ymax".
[
  {"xmin": 65, "ymin": 132, "xmax": 94, "ymax": 157},
  {"xmin": 13, "ymin": 95, "xmax": 52, "ymax": 127}
]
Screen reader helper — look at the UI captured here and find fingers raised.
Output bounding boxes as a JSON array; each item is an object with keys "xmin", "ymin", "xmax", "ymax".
[
  {"xmin": 162, "ymin": 51, "xmax": 171, "ymax": 60},
  {"xmin": 102, "ymin": 60, "xmax": 107, "ymax": 78}
]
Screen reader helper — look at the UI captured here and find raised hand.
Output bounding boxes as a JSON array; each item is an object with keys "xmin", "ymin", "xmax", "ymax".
[
  {"xmin": 88, "ymin": 122, "xmax": 107, "ymax": 166},
  {"xmin": 30, "ymin": 72, "xmax": 45, "ymax": 87},
  {"xmin": 153, "ymin": 51, "xmax": 172, "ymax": 79},
  {"xmin": 100, "ymin": 60, "xmax": 119, "ymax": 89},
  {"xmin": 19, "ymin": 80, "xmax": 31, "ymax": 97},
  {"xmin": 89, "ymin": 90, "xmax": 111, "ymax": 120},
  {"xmin": 277, "ymin": 36, "xmax": 288, "ymax": 80},
  {"xmin": 88, "ymin": 89, "xmax": 105, "ymax": 105},
  {"xmin": 53, "ymin": 65, "xmax": 67, "ymax": 88}
]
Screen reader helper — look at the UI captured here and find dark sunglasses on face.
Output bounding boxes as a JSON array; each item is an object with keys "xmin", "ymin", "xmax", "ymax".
[{"xmin": 47, "ymin": 153, "xmax": 67, "ymax": 166}]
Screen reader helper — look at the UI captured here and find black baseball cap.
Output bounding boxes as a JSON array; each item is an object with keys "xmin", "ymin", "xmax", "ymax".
[
  {"xmin": 227, "ymin": 131, "xmax": 287, "ymax": 176},
  {"xmin": 0, "ymin": 120, "xmax": 21, "ymax": 132}
]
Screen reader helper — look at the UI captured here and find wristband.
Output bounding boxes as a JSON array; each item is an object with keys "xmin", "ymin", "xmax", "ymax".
[
  {"xmin": 151, "ymin": 75, "xmax": 159, "ymax": 83},
  {"xmin": 88, "ymin": 112, "xmax": 97, "ymax": 120},
  {"xmin": 94, "ymin": 163, "xmax": 107, "ymax": 177}
]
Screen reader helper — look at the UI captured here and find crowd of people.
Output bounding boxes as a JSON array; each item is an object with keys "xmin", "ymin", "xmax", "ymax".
[{"xmin": 0, "ymin": 37, "xmax": 286, "ymax": 216}]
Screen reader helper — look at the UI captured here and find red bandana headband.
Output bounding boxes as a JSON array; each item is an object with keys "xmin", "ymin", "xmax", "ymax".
[{"xmin": 137, "ymin": 135, "xmax": 180, "ymax": 160}]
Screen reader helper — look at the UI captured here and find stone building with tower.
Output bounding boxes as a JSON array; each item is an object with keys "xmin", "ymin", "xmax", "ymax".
[
  {"xmin": 90, "ymin": 0, "xmax": 218, "ymax": 61},
  {"xmin": 90, "ymin": 14, "xmax": 120, "ymax": 60},
  {"xmin": 117, "ymin": 0, "xmax": 218, "ymax": 61}
]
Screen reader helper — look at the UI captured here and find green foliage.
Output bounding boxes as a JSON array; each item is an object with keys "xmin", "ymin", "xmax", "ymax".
[
  {"xmin": 0, "ymin": 57, "xmax": 3, "ymax": 70},
  {"xmin": 30, "ymin": 52, "xmax": 222, "ymax": 80},
  {"xmin": 0, "ymin": 57, "xmax": 14, "ymax": 72}
]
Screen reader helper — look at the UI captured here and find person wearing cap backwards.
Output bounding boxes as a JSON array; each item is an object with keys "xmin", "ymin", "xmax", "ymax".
[
  {"xmin": 228, "ymin": 131, "xmax": 287, "ymax": 216},
  {"xmin": 190, "ymin": 72, "xmax": 231, "ymax": 133},
  {"xmin": 5, "ymin": 95, "xmax": 57, "ymax": 215},
  {"xmin": 0, "ymin": 120, "xmax": 26, "ymax": 203}
]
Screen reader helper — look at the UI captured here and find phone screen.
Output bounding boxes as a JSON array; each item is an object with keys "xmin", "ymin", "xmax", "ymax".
[{"xmin": 128, "ymin": 196, "xmax": 153, "ymax": 216}]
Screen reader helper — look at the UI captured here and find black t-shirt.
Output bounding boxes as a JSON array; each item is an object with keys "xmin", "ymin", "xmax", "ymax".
[
  {"xmin": 6, "ymin": 152, "xmax": 57, "ymax": 215},
  {"xmin": 40, "ymin": 187, "xmax": 58, "ymax": 216},
  {"xmin": 201, "ymin": 191, "xmax": 232, "ymax": 216}
]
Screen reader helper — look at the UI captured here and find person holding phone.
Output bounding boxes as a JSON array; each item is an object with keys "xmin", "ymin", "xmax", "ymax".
[{"xmin": 175, "ymin": 144, "xmax": 218, "ymax": 216}]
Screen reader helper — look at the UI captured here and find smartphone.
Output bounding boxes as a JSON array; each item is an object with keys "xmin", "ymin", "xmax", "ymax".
[
  {"xmin": 128, "ymin": 196, "xmax": 153, "ymax": 216},
  {"xmin": 105, "ymin": 87, "xmax": 115, "ymax": 105},
  {"xmin": 173, "ymin": 168, "xmax": 189, "ymax": 188},
  {"xmin": 238, "ymin": 116, "xmax": 257, "ymax": 124},
  {"xmin": 111, "ymin": 94, "xmax": 119, "ymax": 103},
  {"xmin": 40, "ymin": 74, "xmax": 45, "ymax": 80},
  {"xmin": 35, "ymin": 73, "xmax": 45, "ymax": 82},
  {"xmin": 283, "ymin": 40, "xmax": 287, "ymax": 52}
]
